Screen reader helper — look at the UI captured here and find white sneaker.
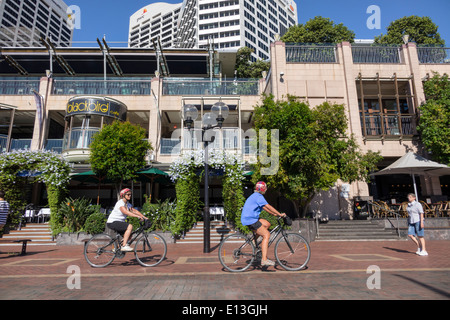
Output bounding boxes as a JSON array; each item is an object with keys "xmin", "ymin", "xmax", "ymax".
[
  {"xmin": 120, "ymin": 245, "xmax": 133, "ymax": 252},
  {"xmin": 261, "ymin": 259, "xmax": 276, "ymax": 266},
  {"xmin": 418, "ymin": 250, "xmax": 428, "ymax": 256},
  {"xmin": 415, "ymin": 248, "xmax": 421, "ymax": 255}
]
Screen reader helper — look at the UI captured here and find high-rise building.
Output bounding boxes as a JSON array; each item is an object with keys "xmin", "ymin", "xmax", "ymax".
[
  {"xmin": 0, "ymin": 0, "xmax": 73, "ymax": 47},
  {"xmin": 129, "ymin": 2, "xmax": 183, "ymax": 49},
  {"xmin": 129, "ymin": 0, "xmax": 298, "ymax": 61}
]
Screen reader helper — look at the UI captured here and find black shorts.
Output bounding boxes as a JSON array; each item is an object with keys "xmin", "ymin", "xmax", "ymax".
[
  {"xmin": 107, "ymin": 221, "xmax": 129, "ymax": 235},
  {"xmin": 247, "ymin": 220, "xmax": 262, "ymax": 231}
]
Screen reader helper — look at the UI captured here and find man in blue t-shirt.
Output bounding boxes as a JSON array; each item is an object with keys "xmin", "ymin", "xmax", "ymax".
[{"xmin": 241, "ymin": 181, "xmax": 286, "ymax": 267}]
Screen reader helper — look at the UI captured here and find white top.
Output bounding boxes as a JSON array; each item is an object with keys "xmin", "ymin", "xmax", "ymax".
[
  {"xmin": 407, "ymin": 200, "xmax": 424, "ymax": 224},
  {"xmin": 107, "ymin": 200, "xmax": 131, "ymax": 223},
  {"xmin": 0, "ymin": 200, "xmax": 10, "ymax": 225}
]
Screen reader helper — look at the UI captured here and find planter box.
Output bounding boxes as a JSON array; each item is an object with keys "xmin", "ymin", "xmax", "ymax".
[
  {"xmin": 290, "ymin": 218, "xmax": 317, "ymax": 243},
  {"xmin": 56, "ymin": 232, "xmax": 91, "ymax": 245}
]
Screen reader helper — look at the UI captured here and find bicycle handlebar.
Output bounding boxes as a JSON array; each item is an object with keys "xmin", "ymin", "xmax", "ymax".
[
  {"xmin": 139, "ymin": 219, "xmax": 152, "ymax": 229},
  {"xmin": 277, "ymin": 215, "xmax": 292, "ymax": 226}
]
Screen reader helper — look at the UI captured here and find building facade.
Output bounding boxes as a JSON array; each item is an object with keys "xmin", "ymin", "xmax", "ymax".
[
  {"xmin": 0, "ymin": 41, "xmax": 449, "ymax": 217},
  {"xmin": 268, "ymin": 41, "xmax": 450, "ymax": 217},
  {"xmin": 0, "ymin": 0, "xmax": 73, "ymax": 47},
  {"xmin": 129, "ymin": 0, "xmax": 298, "ymax": 61},
  {"xmin": 129, "ymin": 2, "xmax": 182, "ymax": 49}
]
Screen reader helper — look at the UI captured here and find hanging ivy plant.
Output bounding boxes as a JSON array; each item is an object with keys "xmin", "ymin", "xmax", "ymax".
[
  {"xmin": 0, "ymin": 150, "xmax": 70, "ymax": 229},
  {"xmin": 220, "ymin": 152, "xmax": 246, "ymax": 233},
  {"xmin": 169, "ymin": 150, "xmax": 246, "ymax": 235},
  {"xmin": 169, "ymin": 150, "xmax": 203, "ymax": 237}
]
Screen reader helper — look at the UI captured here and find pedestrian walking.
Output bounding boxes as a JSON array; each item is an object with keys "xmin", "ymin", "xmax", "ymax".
[
  {"xmin": 406, "ymin": 193, "xmax": 428, "ymax": 256},
  {"xmin": 0, "ymin": 190, "xmax": 10, "ymax": 231}
]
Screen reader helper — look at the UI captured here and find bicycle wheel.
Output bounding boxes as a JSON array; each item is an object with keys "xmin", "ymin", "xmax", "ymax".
[
  {"xmin": 84, "ymin": 233, "xmax": 116, "ymax": 268},
  {"xmin": 218, "ymin": 233, "xmax": 255, "ymax": 272},
  {"xmin": 274, "ymin": 232, "xmax": 310, "ymax": 271},
  {"xmin": 134, "ymin": 232, "xmax": 167, "ymax": 267}
]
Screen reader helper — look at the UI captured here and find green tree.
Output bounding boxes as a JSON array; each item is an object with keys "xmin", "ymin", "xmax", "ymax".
[
  {"xmin": 235, "ymin": 46, "xmax": 270, "ymax": 78},
  {"xmin": 375, "ymin": 16, "xmax": 445, "ymax": 45},
  {"xmin": 417, "ymin": 72, "xmax": 450, "ymax": 165},
  {"xmin": 252, "ymin": 95, "xmax": 382, "ymax": 217},
  {"xmin": 89, "ymin": 121, "xmax": 152, "ymax": 197},
  {"xmin": 281, "ymin": 16, "xmax": 355, "ymax": 43}
]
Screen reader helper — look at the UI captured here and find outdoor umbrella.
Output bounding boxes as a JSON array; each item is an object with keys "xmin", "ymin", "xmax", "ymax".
[
  {"xmin": 137, "ymin": 167, "xmax": 168, "ymax": 177},
  {"xmin": 136, "ymin": 167, "xmax": 170, "ymax": 201},
  {"xmin": 70, "ymin": 170, "xmax": 113, "ymax": 184},
  {"xmin": 70, "ymin": 170, "xmax": 113, "ymax": 204},
  {"xmin": 371, "ymin": 152, "xmax": 450, "ymax": 200}
]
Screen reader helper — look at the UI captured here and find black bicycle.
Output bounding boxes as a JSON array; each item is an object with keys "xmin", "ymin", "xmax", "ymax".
[
  {"xmin": 218, "ymin": 216, "xmax": 311, "ymax": 272},
  {"xmin": 84, "ymin": 220, "xmax": 167, "ymax": 268}
]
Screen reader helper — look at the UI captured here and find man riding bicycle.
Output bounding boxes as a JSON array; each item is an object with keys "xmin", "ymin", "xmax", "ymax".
[
  {"xmin": 106, "ymin": 188, "xmax": 149, "ymax": 252},
  {"xmin": 241, "ymin": 181, "xmax": 286, "ymax": 266}
]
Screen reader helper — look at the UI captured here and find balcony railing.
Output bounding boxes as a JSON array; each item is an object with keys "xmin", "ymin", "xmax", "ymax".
[
  {"xmin": 161, "ymin": 78, "xmax": 259, "ymax": 96},
  {"xmin": 160, "ymin": 130, "xmax": 256, "ymax": 155},
  {"xmin": 417, "ymin": 47, "xmax": 450, "ymax": 64},
  {"xmin": 286, "ymin": 44, "xmax": 337, "ymax": 63},
  {"xmin": 361, "ymin": 115, "xmax": 417, "ymax": 136},
  {"xmin": 0, "ymin": 78, "xmax": 40, "ymax": 95},
  {"xmin": 0, "ymin": 134, "xmax": 8, "ymax": 152},
  {"xmin": 352, "ymin": 45, "xmax": 401, "ymax": 64},
  {"xmin": 10, "ymin": 139, "xmax": 32, "ymax": 150},
  {"xmin": 160, "ymin": 138, "xmax": 181, "ymax": 155},
  {"xmin": 52, "ymin": 78, "xmax": 151, "ymax": 95},
  {"xmin": 45, "ymin": 139, "xmax": 63, "ymax": 153},
  {"xmin": 63, "ymin": 128, "xmax": 100, "ymax": 150}
]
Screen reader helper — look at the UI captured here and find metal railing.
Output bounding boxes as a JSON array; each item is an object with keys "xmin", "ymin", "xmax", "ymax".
[
  {"xmin": 0, "ymin": 78, "xmax": 40, "ymax": 95},
  {"xmin": 160, "ymin": 131, "xmax": 256, "ymax": 155},
  {"xmin": 161, "ymin": 78, "xmax": 259, "ymax": 96},
  {"xmin": 10, "ymin": 139, "xmax": 32, "ymax": 150},
  {"xmin": 52, "ymin": 78, "xmax": 151, "ymax": 95},
  {"xmin": 0, "ymin": 134, "xmax": 8, "ymax": 152},
  {"xmin": 62, "ymin": 128, "xmax": 100, "ymax": 150},
  {"xmin": 45, "ymin": 139, "xmax": 63, "ymax": 153},
  {"xmin": 352, "ymin": 45, "xmax": 401, "ymax": 64},
  {"xmin": 160, "ymin": 138, "xmax": 181, "ymax": 155},
  {"xmin": 286, "ymin": 44, "xmax": 337, "ymax": 63},
  {"xmin": 367, "ymin": 200, "xmax": 401, "ymax": 238},
  {"xmin": 360, "ymin": 114, "xmax": 417, "ymax": 136},
  {"xmin": 417, "ymin": 47, "xmax": 450, "ymax": 64}
]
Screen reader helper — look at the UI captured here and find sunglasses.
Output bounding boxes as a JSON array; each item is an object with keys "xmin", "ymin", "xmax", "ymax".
[{"xmin": 125, "ymin": 193, "xmax": 132, "ymax": 196}]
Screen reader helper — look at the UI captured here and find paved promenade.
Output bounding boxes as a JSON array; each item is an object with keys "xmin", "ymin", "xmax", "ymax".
[{"xmin": 0, "ymin": 240, "xmax": 449, "ymax": 301}]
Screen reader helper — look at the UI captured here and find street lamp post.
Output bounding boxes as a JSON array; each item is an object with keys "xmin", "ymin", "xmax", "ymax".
[{"xmin": 182, "ymin": 102, "xmax": 229, "ymax": 253}]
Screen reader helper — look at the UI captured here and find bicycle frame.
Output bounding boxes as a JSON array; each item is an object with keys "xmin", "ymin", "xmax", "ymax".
[
  {"xmin": 105, "ymin": 224, "xmax": 149, "ymax": 255},
  {"xmin": 239, "ymin": 218, "xmax": 289, "ymax": 255}
]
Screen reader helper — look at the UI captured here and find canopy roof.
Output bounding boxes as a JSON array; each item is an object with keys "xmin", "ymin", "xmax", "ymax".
[
  {"xmin": 372, "ymin": 152, "xmax": 450, "ymax": 177},
  {"xmin": 0, "ymin": 47, "xmax": 218, "ymax": 77}
]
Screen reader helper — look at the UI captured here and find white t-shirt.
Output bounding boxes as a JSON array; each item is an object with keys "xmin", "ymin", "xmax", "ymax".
[
  {"xmin": 407, "ymin": 200, "xmax": 424, "ymax": 224},
  {"xmin": 107, "ymin": 199, "xmax": 131, "ymax": 223},
  {"xmin": 0, "ymin": 200, "xmax": 10, "ymax": 225}
]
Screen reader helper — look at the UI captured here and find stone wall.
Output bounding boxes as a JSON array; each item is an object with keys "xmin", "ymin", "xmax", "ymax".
[{"xmin": 372, "ymin": 218, "xmax": 450, "ymax": 240}]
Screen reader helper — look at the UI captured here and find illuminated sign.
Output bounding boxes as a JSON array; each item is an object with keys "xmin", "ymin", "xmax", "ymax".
[{"xmin": 66, "ymin": 96, "xmax": 127, "ymax": 121}]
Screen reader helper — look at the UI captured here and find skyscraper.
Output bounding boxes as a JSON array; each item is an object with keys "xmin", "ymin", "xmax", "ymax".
[
  {"xmin": 0, "ymin": 0, "xmax": 73, "ymax": 47},
  {"xmin": 129, "ymin": 0, "xmax": 298, "ymax": 61},
  {"xmin": 129, "ymin": 2, "xmax": 183, "ymax": 49}
]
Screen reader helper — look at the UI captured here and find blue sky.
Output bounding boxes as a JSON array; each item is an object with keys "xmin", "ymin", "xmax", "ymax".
[{"xmin": 69, "ymin": 0, "xmax": 450, "ymax": 46}]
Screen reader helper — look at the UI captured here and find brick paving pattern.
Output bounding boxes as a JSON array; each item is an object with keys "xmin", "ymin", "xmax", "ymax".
[{"xmin": 0, "ymin": 240, "xmax": 449, "ymax": 300}]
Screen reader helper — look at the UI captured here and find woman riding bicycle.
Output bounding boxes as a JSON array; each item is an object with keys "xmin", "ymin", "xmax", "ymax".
[
  {"xmin": 106, "ymin": 188, "xmax": 148, "ymax": 252},
  {"xmin": 241, "ymin": 181, "xmax": 286, "ymax": 266}
]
